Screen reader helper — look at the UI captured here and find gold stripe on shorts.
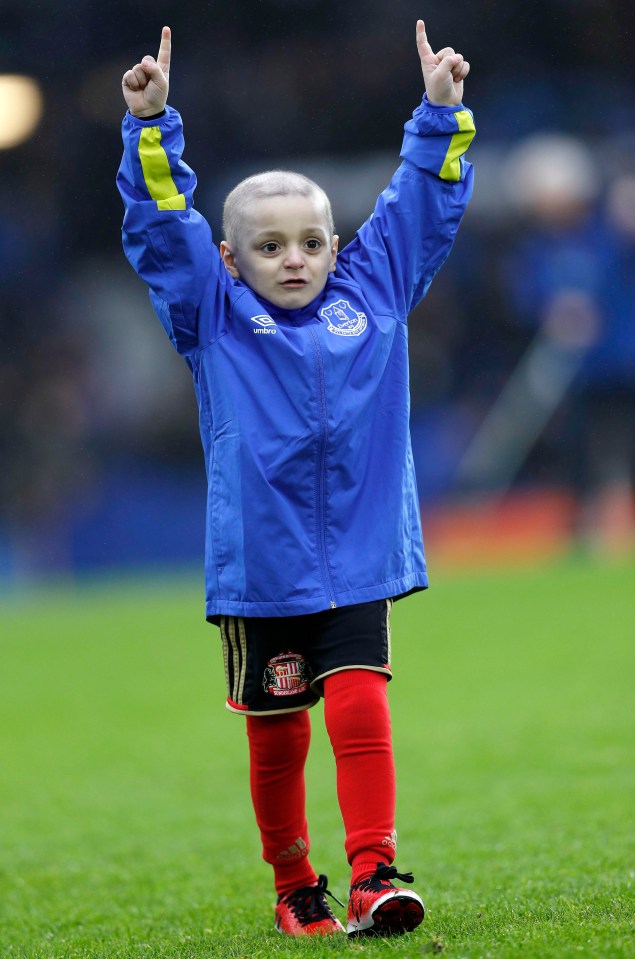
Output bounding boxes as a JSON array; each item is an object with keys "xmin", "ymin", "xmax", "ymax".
[
  {"xmin": 220, "ymin": 616, "xmax": 231, "ymax": 694},
  {"xmin": 220, "ymin": 616, "xmax": 248, "ymax": 706},
  {"xmin": 236, "ymin": 617, "xmax": 248, "ymax": 705},
  {"xmin": 228, "ymin": 618, "xmax": 241, "ymax": 703}
]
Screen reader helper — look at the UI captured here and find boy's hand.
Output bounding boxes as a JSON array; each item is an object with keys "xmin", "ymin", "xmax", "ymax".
[
  {"xmin": 416, "ymin": 20, "xmax": 469, "ymax": 107},
  {"xmin": 122, "ymin": 26, "xmax": 171, "ymax": 117}
]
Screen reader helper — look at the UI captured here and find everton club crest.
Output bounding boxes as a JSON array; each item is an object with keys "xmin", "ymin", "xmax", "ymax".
[{"xmin": 320, "ymin": 299, "xmax": 368, "ymax": 337}]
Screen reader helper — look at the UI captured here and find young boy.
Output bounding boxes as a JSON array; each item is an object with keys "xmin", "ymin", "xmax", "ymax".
[{"xmin": 118, "ymin": 20, "xmax": 474, "ymax": 937}]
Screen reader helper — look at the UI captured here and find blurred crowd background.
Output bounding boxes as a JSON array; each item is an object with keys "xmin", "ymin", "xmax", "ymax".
[{"xmin": 1, "ymin": 0, "xmax": 634, "ymax": 584}]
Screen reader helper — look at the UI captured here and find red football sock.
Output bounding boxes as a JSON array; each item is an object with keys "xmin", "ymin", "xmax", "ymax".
[
  {"xmin": 323, "ymin": 670, "xmax": 396, "ymax": 886},
  {"xmin": 246, "ymin": 711, "xmax": 318, "ymax": 897}
]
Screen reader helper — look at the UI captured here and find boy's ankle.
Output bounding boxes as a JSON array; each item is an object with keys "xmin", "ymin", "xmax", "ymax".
[
  {"xmin": 350, "ymin": 856, "xmax": 392, "ymax": 887},
  {"xmin": 274, "ymin": 860, "xmax": 319, "ymax": 899}
]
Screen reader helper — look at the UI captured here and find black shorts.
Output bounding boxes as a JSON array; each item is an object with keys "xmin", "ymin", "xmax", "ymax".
[{"xmin": 217, "ymin": 599, "xmax": 393, "ymax": 716}]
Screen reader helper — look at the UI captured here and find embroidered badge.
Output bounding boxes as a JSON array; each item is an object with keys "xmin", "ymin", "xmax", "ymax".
[
  {"xmin": 263, "ymin": 651, "xmax": 312, "ymax": 697},
  {"xmin": 320, "ymin": 299, "xmax": 368, "ymax": 336}
]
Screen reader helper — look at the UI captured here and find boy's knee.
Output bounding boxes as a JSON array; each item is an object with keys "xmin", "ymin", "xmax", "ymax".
[
  {"xmin": 324, "ymin": 669, "xmax": 391, "ymax": 749},
  {"xmin": 246, "ymin": 710, "xmax": 312, "ymax": 761},
  {"xmin": 324, "ymin": 668, "xmax": 388, "ymax": 701}
]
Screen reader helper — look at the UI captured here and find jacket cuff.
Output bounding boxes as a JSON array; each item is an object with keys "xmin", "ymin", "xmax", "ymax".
[
  {"xmin": 400, "ymin": 95, "xmax": 475, "ymax": 182},
  {"xmin": 124, "ymin": 107, "xmax": 169, "ymax": 125},
  {"xmin": 420, "ymin": 93, "xmax": 467, "ymax": 114}
]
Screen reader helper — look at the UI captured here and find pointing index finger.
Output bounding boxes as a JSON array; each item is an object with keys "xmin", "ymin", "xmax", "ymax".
[
  {"xmin": 416, "ymin": 19, "xmax": 432, "ymax": 55},
  {"xmin": 157, "ymin": 25, "xmax": 171, "ymax": 75}
]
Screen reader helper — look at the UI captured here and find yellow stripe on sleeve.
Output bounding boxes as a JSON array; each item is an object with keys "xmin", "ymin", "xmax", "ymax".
[
  {"xmin": 157, "ymin": 194, "xmax": 186, "ymax": 210},
  {"xmin": 439, "ymin": 110, "xmax": 476, "ymax": 182},
  {"xmin": 138, "ymin": 126, "xmax": 186, "ymax": 210}
]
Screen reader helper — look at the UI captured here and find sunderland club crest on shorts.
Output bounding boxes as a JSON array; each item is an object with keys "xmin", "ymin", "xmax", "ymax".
[
  {"xmin": 320, "ymin": 299, "xmax": 368, "ymax": 336},
  {"xmin": 263, "ymin": 651, "xmax": 313, "ymax": 697}
]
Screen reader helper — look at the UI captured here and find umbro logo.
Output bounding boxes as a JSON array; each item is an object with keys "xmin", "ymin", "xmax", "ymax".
[{"xmin": 252, "ymin": 314, "xmax": 277, "ymax": 334}]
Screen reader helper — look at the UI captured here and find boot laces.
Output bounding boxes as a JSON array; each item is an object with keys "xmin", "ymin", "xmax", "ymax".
[
  {"xmin": 282, "ymin": 874, "xmax": 344, "ymax": 925},
  {"xmin": 355, "ymin": 862, "xmax": 415, "ymax": 892}
]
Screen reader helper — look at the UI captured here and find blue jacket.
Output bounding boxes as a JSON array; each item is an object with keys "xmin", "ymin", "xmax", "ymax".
[{"xmin": 117, "ymin": 97, "xmax": 475, "ymax": 620}]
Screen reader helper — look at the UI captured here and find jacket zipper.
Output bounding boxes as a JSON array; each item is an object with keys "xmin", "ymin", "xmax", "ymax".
[{"xmin": 308, "ymin": 327, "xmax": 337, "ymax": 609}]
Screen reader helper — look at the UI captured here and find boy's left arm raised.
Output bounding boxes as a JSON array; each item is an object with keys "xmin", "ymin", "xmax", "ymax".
[
  {"xmin": 338, "ymin": 21, "xmax": 475, "ymax": 319},
  {"xmin": 116, "ymin": 27, "xmax": 222, "ymax": 356}
]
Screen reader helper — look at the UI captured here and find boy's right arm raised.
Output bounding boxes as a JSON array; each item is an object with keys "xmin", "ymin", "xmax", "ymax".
[{"xmin": 117, "ymin": 27, "xmax": 223, "ymax": 355}]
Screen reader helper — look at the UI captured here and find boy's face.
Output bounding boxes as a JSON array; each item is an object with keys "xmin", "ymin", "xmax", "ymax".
[{"xmin": 220, "ymin": 194, "xmax": 338, "ymax": 309}]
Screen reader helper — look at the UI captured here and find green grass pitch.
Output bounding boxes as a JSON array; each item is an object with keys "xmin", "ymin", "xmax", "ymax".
[{"xmin": 1, "ymin": 556, "xmax": 634, "ymax": 958}]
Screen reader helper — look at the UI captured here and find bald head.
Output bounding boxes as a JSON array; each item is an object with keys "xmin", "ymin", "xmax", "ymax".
[{"xmin": 223, "ymin": 169, "xmax": 334, "ymax": 248}]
